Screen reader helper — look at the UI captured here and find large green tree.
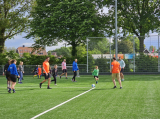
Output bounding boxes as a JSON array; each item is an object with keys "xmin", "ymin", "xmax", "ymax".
[
  {"xmin": 88, "ymin": 38, "xmax": 110, "ymax": 54},
  {"xmin": 27, "ymin": 0, "xmax": 107, "ymax": 56},
  {"xmin": 51, "ymin": 47, "xmax": 72, "ymax": 57},
  {"xmin": 105, "ymin": 0, "xmax": 160, "ymax": 53},
  {"xmin": 0, "ymin": 0, "xmax": 33, "ymax": 53},
  {"xmin": 149, "ymin": 45, "xmax": 156, "ymax": 53}
]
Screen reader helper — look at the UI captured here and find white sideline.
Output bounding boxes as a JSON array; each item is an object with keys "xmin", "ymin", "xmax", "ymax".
[{"xmin": 30, "ymin": 88, "xmax": 94, "ymax": 119}]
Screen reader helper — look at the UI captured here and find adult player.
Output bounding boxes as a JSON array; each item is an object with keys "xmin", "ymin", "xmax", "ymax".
[
  {"xmin": 7, "ymin": 60, "xmax": 20, "ymax": 93},
  {"xmin": 110, "ymin": 57, "xmax": 122, "ymax": 89},
  {"xmin": 60, "ymin": 59, "xmax": 68, "ymax": 79},
  {"xmin": 18, "ymin": 61, "xmax": 24, "ymax": 84},
  {"xmin": 118, "ymin": 57, "xmax": 125, "ymax": 81},
  {"xmin": 51, "ymin": 64, "xmax": 58, "ymax": 85},
  {"xmin": 71, "ymin": 59, "xmax": 79, "ymax": 82},
  {"xmin": 39, "ymin": 57, "xmax": 52, "ymax": 89},
  {"xmin": 3, "ymin": 60, "xmax": 11, "ymax": 89}
]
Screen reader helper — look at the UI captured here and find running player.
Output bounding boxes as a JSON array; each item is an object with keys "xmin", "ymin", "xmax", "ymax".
[
  {"xmin": 3, "ymin": 60, "xmax": 11, "ymax": 89},
  {"xmin": 51, "ymin": 64, "xmax": 58, "ymax": 85},
  {"xmin": 60, "ymin": 59, "xmax": 68, "ymax": 79},
  {"xmin": 7, "ymin": 60, "xmax": 20, "ymax": 93},
  {"xmin": 37, "ymin": 65, "xmax": 42, "ymax": 79},
  {"xmin": 32, "ymin": 65, "xmax": 38, "ymax": 78},
  {"xmin": 92, "ymin": 66, "xmax": 99, "ymax": 84},
  {"xmin": 18, "ymin": 61, "xmax": 24, "ymax": 84},
  {"xmin": 39, "ymin": 57, "xmax": 52, "ymax": 89},
  {"xmin": 118, "ymin": 57, "xmax": 125, "ymax": 81},
  {"xmin": 72, "ymin": 59, "xmax": 79, "ymax": 82},
  {"xmin": 110, "ymin": 57, "xmax": 122, "ymax": 89}
]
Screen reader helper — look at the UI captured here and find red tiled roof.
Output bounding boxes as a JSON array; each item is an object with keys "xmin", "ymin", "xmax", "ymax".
[{"xmin": 17, "ymin": 47, "xmax": 47, "ymax": 57}]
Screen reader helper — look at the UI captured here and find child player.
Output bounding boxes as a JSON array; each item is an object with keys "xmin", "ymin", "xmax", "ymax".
[
  {"xmin": 92, "ymin": 66, "xmax": 99, "ymax": 84},
  {"xmin": 51, "ymin": 65, "xmax": 58, "ymax": 85},
  {"xmin": 38, "ymin": 65, "xmax": 42, "ymax": 79}
]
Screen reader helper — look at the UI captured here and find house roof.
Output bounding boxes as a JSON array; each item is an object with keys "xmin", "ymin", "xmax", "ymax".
[
  {"xmin": 17, "ymin": 47, "xmax": 47, "ymax": 57},
  {"xmin": 143, "ymin": 48, "xmax": 150, "ymax": 53}
]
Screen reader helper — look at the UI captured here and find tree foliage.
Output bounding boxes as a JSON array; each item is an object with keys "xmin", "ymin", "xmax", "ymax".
[
  {"xmin": 0, "ymin": 0, "xmax": 33, "ymax": 53},
  {"xmin": 52, "ymin": 47, "xmax": 72, "ymax": 57},
  {"xmin": 149, "ymin": 45, "xmax": 156, "ymax": 53},
  {"xmin": 118, "ymin": 40, "xmax": 133, "ymax": 54},
  {"xmin": 88, "ymin": 38, "xmax": 110, "ymax": 54},
  {"xmin": 105, "ymin": 0, "xmax": 160, "ymax": 53},
  {"xmin": 27, "ymin": 0, "xmax": 108, "ymax": 56}
]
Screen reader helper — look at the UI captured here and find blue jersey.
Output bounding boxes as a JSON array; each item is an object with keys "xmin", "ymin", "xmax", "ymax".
[
  {"xmin": 72, "ymin": 61, "xmax": 79, "ymax": 71},
  {"xmin": 7, "ymin": 63, "xmax": 19, "ymax": 76}
]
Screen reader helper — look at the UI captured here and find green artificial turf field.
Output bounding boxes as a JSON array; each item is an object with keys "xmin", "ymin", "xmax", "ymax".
[{"xmin": 0, "ymin": 75, "xmax": 160, "ymax": 119}]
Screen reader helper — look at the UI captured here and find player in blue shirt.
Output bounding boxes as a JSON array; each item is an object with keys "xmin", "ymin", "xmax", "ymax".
[
  {"xmin": 71, "ymin": 59, "xmax": 79, "ymax": 82},
  {"xmin": 7, "ymin": 60, "xmax": 20, "ymax": 93}
]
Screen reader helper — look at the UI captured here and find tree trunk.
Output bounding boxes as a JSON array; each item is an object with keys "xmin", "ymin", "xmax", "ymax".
[
  {"xmin": 0, "ymin": 28, "xmax": 6, "ymax": 53},
  {"xmin": 0, "ymin": 38, "xmax": 5, "ymax": 53},
  {"xmin": 71, "ymin": 41, "xmax": 77, "ymax": 57},
  {"xmin": 138, "ymin": 36, "xmax": 145, "ymax": 53}
]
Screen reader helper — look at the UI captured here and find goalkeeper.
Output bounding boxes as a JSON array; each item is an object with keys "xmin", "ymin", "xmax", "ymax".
[{"xmin": 92, "ymin": 66, "xmax": 99, "ymax": 84}]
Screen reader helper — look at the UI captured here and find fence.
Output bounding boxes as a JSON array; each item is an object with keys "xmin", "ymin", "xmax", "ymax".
[
  {"xmin": 0, "ymin": 64, "xmax": 87, "ymax": 75},
  {"xmin": 86, "ymin": 35, "xmax": 160, "ymax": 73}
]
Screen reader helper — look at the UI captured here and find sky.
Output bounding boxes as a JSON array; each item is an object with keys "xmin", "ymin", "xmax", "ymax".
[{"xmin": 4, "ymin": 7, "xmax": 159, "ymax": 52}]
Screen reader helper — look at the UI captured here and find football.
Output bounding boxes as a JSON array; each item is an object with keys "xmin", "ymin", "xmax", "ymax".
[{"xmin": 92, "ymin": 84, "xmax": 95, "ymax": 88}]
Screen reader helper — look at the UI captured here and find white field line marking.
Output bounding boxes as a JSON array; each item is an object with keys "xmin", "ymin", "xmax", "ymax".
[{"xmin": 30, "ymin": 88, "xmax": 94, "ymax": 119}]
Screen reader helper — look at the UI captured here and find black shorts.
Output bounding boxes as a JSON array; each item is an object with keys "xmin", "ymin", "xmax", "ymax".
[
  {"xmin": 5, "ymin": 71, "xmax": 10, "ymax": 80},
  {"xmin": 62, "ymin": 69, "xmax": 67, "ymax": 73},
  {"xmin": 10, "ymin": 75, "xmax": 17, "ymax": 82},
  {"xmin": 120, "ymin": 68, "xmax": 124, "ymax": 73},
  {"xmin": 44, "ymin": 73, "xmax": 51, "ymax": 79},
  {"xmin": 52, "ymin": 75, "xmax": 56, "ymax": 80},
  {"xmin": 94, "ymin": 76, "xmax": 98, "ymax": 78}
]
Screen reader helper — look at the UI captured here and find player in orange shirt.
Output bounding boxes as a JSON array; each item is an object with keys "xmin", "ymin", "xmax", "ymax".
[
  {"xmin": 37, "ymin": 65, "xmax": 42, "ymax": 79},
  {"xmin": 39, "ymin": 57, "xmax": 52, "ymax": 89},
  {"xmin": 110, "ymin": 57, "xmax": 122, "ymax": 89}
]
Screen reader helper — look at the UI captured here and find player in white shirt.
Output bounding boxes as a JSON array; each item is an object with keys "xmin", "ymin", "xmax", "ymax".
[
  {"xmin": 60, "ymin": 59, "xmax": 68, "ymax": 79},
  {"xmin": 118, "ymin": 57, "xmax": 125, "ymax": 81}
]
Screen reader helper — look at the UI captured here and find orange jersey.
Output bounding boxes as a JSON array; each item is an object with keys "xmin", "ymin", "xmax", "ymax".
[
  {"xmin": 111, "ymin": 61, "xmax": 120, "ymax": 73},
  {"xmin": 38, "ymin": 68, "xmax": 42, "ymax": 75},
  {"xmin": 43, "ymin": 61, "xmax": 50, "ymax": 73}
]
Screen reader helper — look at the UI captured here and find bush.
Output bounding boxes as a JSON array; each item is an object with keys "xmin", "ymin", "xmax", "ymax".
[{"xmin": 135, "ymin": 53, "xmax": 158, "ymax": 72}]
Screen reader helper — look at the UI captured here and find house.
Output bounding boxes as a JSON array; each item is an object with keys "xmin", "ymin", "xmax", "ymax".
[
  {"xmin": 16, "ymin": 45, "xmax": 48, "ymax": 57},
  {"xmin": 51, "ymin": 52, "xmax": 57, "ymax": 57},
  {"xmin": 143, "ymin": 48, "xmax": 150, "ymax": 53}
]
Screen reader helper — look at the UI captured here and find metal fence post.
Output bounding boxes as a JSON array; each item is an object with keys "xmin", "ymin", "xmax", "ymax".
[
  {"xmin": 87, "ymin": 38, "xmax": 88, "ymax": 73},
  {"xmin": 133, "ymin": 37, "xmax": 135, "ymax": 72},
  {"xmin": 158, "ymin": 35, "xmax": 159, "ymax": 72},
  {"xmin": 109, "ymin": 39, "xmax": 111, "ymax": 71},
  {"xmin": 115, "ymin": 0, "xmax": 118, "ymax": 59}
]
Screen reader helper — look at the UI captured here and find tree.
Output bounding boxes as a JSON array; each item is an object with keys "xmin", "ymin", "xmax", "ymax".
[
  {"xmin": 105, "ymin": 0, "xmax": 160, "ymax": 53},
  {"xmin": 118, "ymin": 40, "xmax": 133, "ymax": 54},
  {"xmin": 88, "ymin": 38, "xmax": 110, "ymax": 54},
  {"xmin": 6, "ymin": 50, "xmax": 20, "ymax": 59},
  {"xmin": 4, "ymin": 47, "xmax": 16, "ymax": 53},
  {"xmin": 27, "ymin": 1, "xmax": 107, "ymax": 56},
  {"xmin": 149, "ymin": 45, "xmax": 156, "ymax": 53},
  {"xmin": 52, "ymin": 47, "xmax": 72, "ymax": 57},
  {"xmin": 0, "ymin": 0, "xmax": 33, "ymax": 53}
]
